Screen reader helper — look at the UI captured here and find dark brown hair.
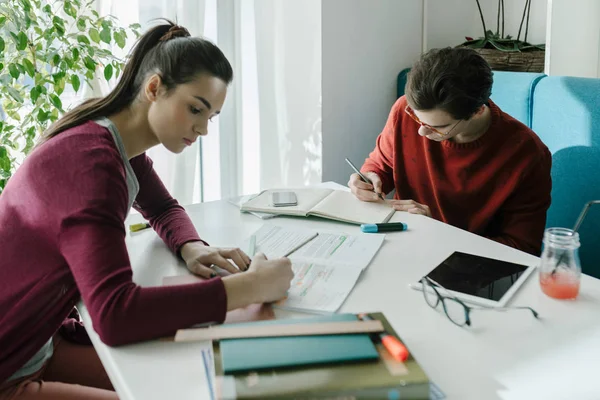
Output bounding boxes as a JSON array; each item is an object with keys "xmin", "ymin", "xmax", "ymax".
[
  {"xmin": 37, "ymin": 19, "xmax": 233, "ymax": 145},
  {"xmin": 405, "ymin": 47, "xmax": 492, "ymax": 120}
]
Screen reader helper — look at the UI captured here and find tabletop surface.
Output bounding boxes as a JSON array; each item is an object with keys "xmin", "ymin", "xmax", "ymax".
[{"xmin": 79, "ymin": 183, "xmax": 600, "ymax": 400}]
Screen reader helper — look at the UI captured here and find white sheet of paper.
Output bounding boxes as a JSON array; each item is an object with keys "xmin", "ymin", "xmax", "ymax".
[
  {"xmin": 277, "ymin": 261, "xmax": 364, "ymax": 313},
  {"xmin": 289, "ymin": 231, "xmax": 385, "ymax": 270},
  {"xmin": 249, "ymin": 224, "xmax": 385, "ymax": 313},
  {"xmin": 201, "ymin": 344, "xmax": 217, "ymax": 400},
  {"xmin": 252, "ymin": 225, "xmax": 321, "ymax": 259}
]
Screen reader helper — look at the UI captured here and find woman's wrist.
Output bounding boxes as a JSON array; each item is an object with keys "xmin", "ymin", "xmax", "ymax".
[
  {"xmin": 221, "ymin": 271, "xmax": 260, "ymax": 310},
  {"xmin": 179, "ymin": 240, "xmax": 204, "ymax": 262}
]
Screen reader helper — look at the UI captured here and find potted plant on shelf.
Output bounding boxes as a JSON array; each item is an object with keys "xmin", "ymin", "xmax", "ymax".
[
  {"xmin": 0, "ymin": 0, "xmax": 140, "ymax": 193},
  {"xmin": 458, "ymin": 0, "xmax": 545, "ymax": 72}
]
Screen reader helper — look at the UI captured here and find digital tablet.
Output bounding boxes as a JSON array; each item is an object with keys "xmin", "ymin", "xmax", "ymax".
[{"xmin": 409, "ymin": 251, "xmax": 537, "ymax": 307}]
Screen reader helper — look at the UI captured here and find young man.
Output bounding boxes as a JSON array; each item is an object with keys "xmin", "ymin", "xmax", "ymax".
[{"xmin": 349, "ymin": 47, "xmax": 551, "ymax": 256}]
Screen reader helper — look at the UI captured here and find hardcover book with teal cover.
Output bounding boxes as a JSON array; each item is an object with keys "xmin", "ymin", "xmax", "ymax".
[{"xmin": 219, "ymin": 313, "xmax": 379, "ymax": 373}]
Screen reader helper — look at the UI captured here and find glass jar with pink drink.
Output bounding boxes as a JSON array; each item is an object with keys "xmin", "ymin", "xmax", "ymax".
[{"xmin": 539, "ymin": 228, "xmax": 581, "ymax": 300}]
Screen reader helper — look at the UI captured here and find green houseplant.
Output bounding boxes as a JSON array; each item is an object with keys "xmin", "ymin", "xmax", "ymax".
[
  {"xmin": 459, "ymin": 0, "xmax": 545, "ymax": 72},
  {"xmin": 0, "ymin": 0, "xmax": 140, "ymax": 193}
]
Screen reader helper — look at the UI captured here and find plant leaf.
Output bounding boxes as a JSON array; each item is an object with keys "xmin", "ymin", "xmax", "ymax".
[
  {"xmin": 71, "ymin": 74, "xmax": 80, "ymax": 92},
  {"xmin": 8, "ymin": 64, "xmax": 20, "ymax": 79},
  {"xmin": 114, "ymin": 31, "xmax": 125, "ymax": 48},
  {"xmin": 63, "ymin": 1, "xmax": 77, "ymax": 18},
  {"xmin": 0, "ymin": 146, "xmax": 10, "ymax": 172},
  {"xmin": 72, "ymin": 47, "xmax": 80, "ymax": 61},
  {"xmin": 16, "ymin": 31, "xmax": 28, "ymax": 51},
  {"xmin": 54, "ymin": 77, "xmax": 65, "ymax": 96},
  {"xmin": 488, "ymin": 39, "xmax": 519, "ymax": 52},
  {"xmin": 49, "ymin": 94, "xmax": 63, "ymax": 111},
  {"xmin": 6, "ymin": 87, "xmax": 24, "ymax": 103},
  {"xmin": 37, "ymin": 109, "xmax": 49, "ymax": 122},
  {"xmin": 89, "ymin": 28, "xmax": 100, "ymax": 43},
  {"xmin": 22, "ymin": 59, "xmax": 35, "ymax": 77},
  {"xmin": 104, "ymin": 64, "xmax": 113, "ymax": 81},
  {"xmin": 99, "ymin": 28, "xmax": 111, "ymax": 44},
  {"xmin": 83, "ymin": 56, "xmax": 96, "ymax": 71},
  {"xmin": 30, "ymin": 85, "xmax": 42, "ymax": 103},
  {"xmin": 52, "ymin": 16, "xmax": 65, "ymax": 36},
  {"xmin": 77, "ymin": 18, "xmax": 86, "ymax": 31},
  {"xmin": 0, "ymin": 36, "xmax": 5, "ymax": 52},
  {"xmin": 64, "ymin": 55, "xmax": 74, "ymax": 68},
  {"xmin": 77, "ymin": 35, "xmax": 90, "ymax": 45},
  {"xmin": 6, "ymin": 110, "xmax": 21, "ymax": 121},
  {"xmin": 460, "ymin": 38, "xmax": 488, "ymax": 49}
]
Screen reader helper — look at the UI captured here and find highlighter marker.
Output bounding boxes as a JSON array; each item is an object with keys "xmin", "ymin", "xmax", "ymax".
[
  {"xmin": 129, "ymin": 222, "xmax": 151, "ymax": 232},
  {"xmin": 360, "ymin": 222, "xmax": 407, "ymax": 233},
  {"xmin": 358, "ymin": 314, "xmax": 409, "ymax": 362}
]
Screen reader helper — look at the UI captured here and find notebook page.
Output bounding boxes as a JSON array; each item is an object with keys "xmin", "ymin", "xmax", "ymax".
[{"xmin": 310, "ymin": 190, "xmax": 395, "ymax": 224}]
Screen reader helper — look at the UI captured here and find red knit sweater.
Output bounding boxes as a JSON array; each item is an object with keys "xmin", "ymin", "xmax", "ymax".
[
  {"xmin": 362, "ymin": 96, "xmax": 552, "ymax": 255},
  {"xmin": 0, "ymin": 121, "xmax": 227, "ymax": 384}
]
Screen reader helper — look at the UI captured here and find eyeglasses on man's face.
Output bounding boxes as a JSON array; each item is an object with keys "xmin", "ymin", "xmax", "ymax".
[
  {"xmin": 419, "ymin": 276, "xmax": 540, "ymax": 327},
  {"xmin": 405, "ymin": 106, "xmax": 461, "ymax": 137}
]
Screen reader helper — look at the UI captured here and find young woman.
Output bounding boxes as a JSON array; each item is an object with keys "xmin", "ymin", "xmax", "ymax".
[{"xmin": 0, "ymin": 20, "xmax": 294, "ymax": 399}]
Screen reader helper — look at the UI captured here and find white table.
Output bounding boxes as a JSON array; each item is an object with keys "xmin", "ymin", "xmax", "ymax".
[{"xmin": 79, "ymin": 183, "xmax": 600, "ymax": 400}]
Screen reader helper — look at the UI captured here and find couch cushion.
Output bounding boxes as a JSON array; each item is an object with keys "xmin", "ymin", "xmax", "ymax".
[
  {"xmin": 490, "ymin": 71, "xmax": 545, "ymax": 127},
  {"xmin": 397, "ymin": 68, "xmax": 410, "ymax": 98},
  {"xmin": 532, "ymin": 76, "xmax": 600, "ymax": 277}
]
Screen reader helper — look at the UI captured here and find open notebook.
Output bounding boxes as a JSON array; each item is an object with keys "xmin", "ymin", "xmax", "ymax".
[{"xmin": 240, "ymin": 188, "xmax": 395, "ymax": 225}]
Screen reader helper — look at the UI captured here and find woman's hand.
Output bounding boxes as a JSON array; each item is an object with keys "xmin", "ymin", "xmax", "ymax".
[
  {"xmin": 222, "ymin": 253, "xmax": 294, "ymax": 309},
  {"xmin": 180, "ymin": 242, "xmax": 251, "ymax": 278}
]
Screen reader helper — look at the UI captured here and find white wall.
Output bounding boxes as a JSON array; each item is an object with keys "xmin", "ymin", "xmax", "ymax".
[
  {"xmin": 425, "ymin": 0, "xmax": 547, "ymax": 50},
  {"xmin": 321, "ymin": 0, "xmax": 423, "ymax": 185},
  {"xmin": 546, "ymin": 0, "xmax": 600, "ymax": 78}
]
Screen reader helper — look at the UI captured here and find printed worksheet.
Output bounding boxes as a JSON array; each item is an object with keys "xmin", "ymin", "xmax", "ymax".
[{"xmin": 249, "ymin": 225, "xmax": 385, "ymax": 313}]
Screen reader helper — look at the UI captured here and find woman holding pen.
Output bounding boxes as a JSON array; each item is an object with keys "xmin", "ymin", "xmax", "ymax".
[{"xmin": 0, "ymin": 20, "xmax": 293, "ymax": 399}]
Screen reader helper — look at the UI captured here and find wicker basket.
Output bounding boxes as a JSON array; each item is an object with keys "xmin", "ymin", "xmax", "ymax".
[{"xmin": 461, "ymin": 47, "xmax": 545, "ymax": 73}]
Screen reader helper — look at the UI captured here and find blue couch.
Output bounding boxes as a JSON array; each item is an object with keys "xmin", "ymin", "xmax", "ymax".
[{"xmin": 397, "ymin": 69, "xmax": 600, "ymax": 278}]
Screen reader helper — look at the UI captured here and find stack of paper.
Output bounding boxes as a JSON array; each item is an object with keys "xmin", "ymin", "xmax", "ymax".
[{"xmin": 249, "ymin": 225, "xmax": 385, "ymax": 313}]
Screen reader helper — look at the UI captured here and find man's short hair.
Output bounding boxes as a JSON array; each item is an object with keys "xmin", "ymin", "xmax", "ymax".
[{"xmin": 405, "ymin": 47, "xmax": 493, "ymax": 120}]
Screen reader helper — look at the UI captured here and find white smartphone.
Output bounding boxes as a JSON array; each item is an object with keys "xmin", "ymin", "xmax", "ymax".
[{"xmin": 270, "ymin": 191, "xmax": 298, "ymax": 207}]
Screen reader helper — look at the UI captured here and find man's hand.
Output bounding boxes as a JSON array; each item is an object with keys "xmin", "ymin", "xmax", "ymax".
[
  {"xmin": 349, "ymin": 172, "xmax": 385, "ymax": 202},
  {"xmin": 389, "ymin": 199, "xmax": 432, "ymax": 217}
]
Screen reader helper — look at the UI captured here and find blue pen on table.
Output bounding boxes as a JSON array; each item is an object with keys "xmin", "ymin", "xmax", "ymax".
[
  {"xmin": 345, "ymin": 157, "xmax": 385, "ymax": 201},
  {"xmin": 361, "ymin": 222, "xmax": 408, "ymax": 233}
]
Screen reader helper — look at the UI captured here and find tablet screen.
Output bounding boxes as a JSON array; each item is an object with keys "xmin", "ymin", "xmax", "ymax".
[{"xmin": 426, "ymin": 251, "xmax": 529, "ymax": 301}]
